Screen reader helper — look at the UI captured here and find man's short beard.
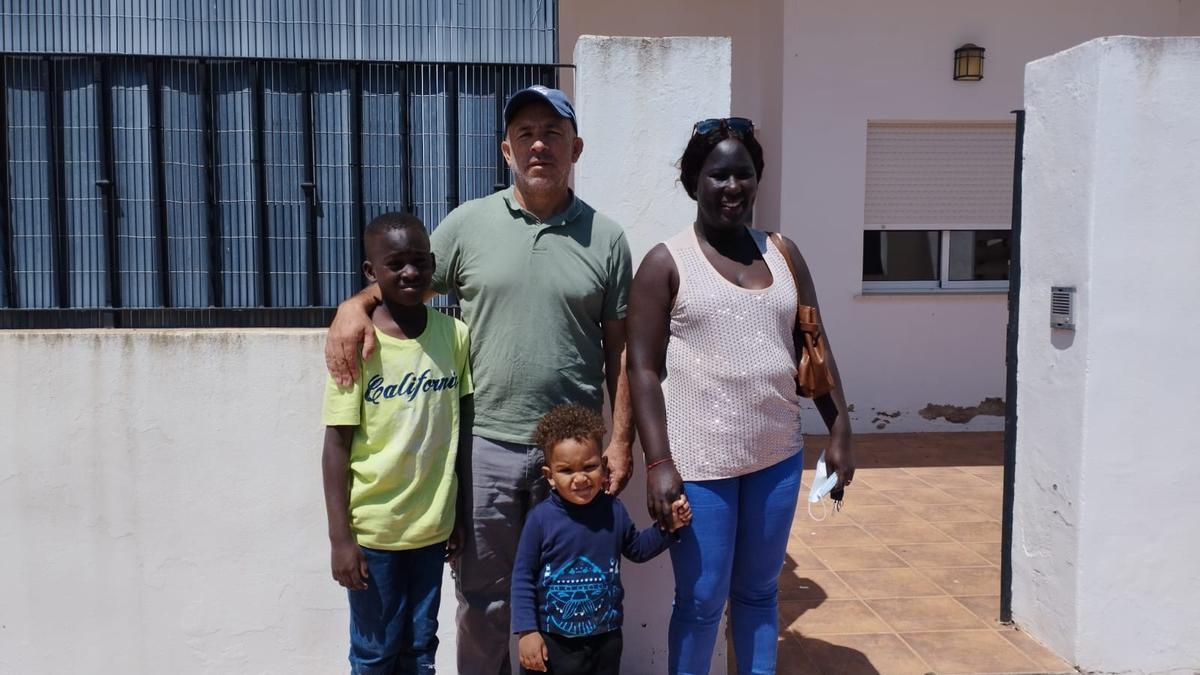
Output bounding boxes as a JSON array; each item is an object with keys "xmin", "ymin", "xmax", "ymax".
[{"xmin": 515, "ymin": 173, "xmax": 568, "ymax": 197}]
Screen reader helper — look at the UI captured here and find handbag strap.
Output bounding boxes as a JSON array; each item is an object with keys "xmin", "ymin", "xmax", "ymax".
[
  {"xmin": 769, "ymin": 233, "xmax": 822, "ymax": 337},
  {"xmin": 768, "ymin": 232, "xmax": 798, "ymax": 287}
]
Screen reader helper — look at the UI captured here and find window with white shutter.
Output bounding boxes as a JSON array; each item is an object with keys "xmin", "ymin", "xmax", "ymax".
[{"xmin": 862, "ymin": 121, "xmax": 1016, "ymax": 292}]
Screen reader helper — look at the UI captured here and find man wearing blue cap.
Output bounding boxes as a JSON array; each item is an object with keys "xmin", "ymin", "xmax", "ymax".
[{"xmin": 325, "ymin": 85, "xmax": 634, "ymax": 674}]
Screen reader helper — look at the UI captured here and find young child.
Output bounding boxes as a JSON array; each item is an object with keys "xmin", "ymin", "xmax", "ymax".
[
  {"xmin": 321, "ymin": 212, "xmax": 473, "ymax": 674},
  {"xmin": 511, "ymin": 404, "xmax": 692, "ymax": 674}
]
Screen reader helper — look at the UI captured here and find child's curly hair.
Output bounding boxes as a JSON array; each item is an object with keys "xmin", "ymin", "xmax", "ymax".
[{"xmin": 534, "ymin": 404, "xmax": 606, "ymax": 459}]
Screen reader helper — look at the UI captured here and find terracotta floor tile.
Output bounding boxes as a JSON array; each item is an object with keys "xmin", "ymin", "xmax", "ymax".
[
  {"xmin": 843, "ymin": 467, "xmax": 900, "ymax": 480},
  {"xmin": 960, "ymin": 504, "xmax": 1003, "ymax": 523},
  {"xmin": 779, "ymin": 599, "xmax": 890, "ymax": 636},
  {"xmin": 786, "ymin": 547, "xmax": 828, "ymax": 571},
  {"xmin": 940, "ymin": 486, "xmax": 1004, "ymax": 506},
  {"xmin": 792, "ymin": 523, "xmax": 878, "ymax": 548},
  {"xmin": 902, "ymin": 466, "xmax": 971, "ymax": 478},
  {"xmin": 1000, "ymin": 628, "xmax": 1075, "ymax": 673},
  {"xmin": 955, "ymin": 595, "xmax": 1002, "ymax": 625},
  {"xmin": 779, "ymin": 569, "xmax": 856, "ymax": 602},
  {"xmin": 963, "ymin": 541, "xmax": 1003, "ymax": 566},
  {"xmin": 971, "ymin": 505, "xmax": 1004, "ymax": 522},
  {"xmin": 867, "ymin": 596, "xmax": 989, "ymax": 632},
  {"xmin": 908, "ymin": 470, "xmax": 994, "ymax": 490},
  {"xmin": 961, "ymin": 465, "xmax": 1004, "ymax": 481},
  {"xmin": 889, "ymin": 542, "xmax": 992, "ymax": 568},
  {"xmin": 843, "ymin": 504, "xmax": 923, "ymax": 525},
  {"xmin": 838, "ymin": 487, "xmax": 897, "ymax": 506},
  {"xmin": 836, "ymin": 567, "xmax": 946, "ymax": 599},
  {"xmin": 792, "ymin": 507, "xmax": 855, "ymax": 527},
  {"xmin": 900, "ymin": 630, "xmax": 1039, "ymax": 674},
  {"xmin": 774, "ymin": 434, "xmax": 1049, "ymax": 674},
  {"xmin": 854, "ymin": 472, "xmax": 932, "ymax": 492},
  {"xmin": 878, "ymin": 487, "xmax": 962, "ymax": 505},
  {"xmin": 931, "ymin": 520, "xmax": 1003, "ymax": 543},
  {"xmin": 797, "ymin": 633, "xmax": 931, "ymax": 675},
  {"xmin": 918, "ymin": 566, "xmax": 1001, "ymax": 596},
  {"xmin": 903, "ymin": 502, "xmax": 994, "ymax": 523},
  {"xmin": 859, "ymin": 520, "xmax": 954, "ymax": 545},
  {"xmin": 811, "ymin": 545, "xmax": 909, "ymax": 571},
  {"xmin": 776, "ymin": 635, "xmax": 822, "ymax": 675}
]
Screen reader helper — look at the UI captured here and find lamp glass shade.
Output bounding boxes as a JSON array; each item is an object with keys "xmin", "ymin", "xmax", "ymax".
[{"xmin": 954, "ymin": 44, "xmax": 985, "ymax": 81}]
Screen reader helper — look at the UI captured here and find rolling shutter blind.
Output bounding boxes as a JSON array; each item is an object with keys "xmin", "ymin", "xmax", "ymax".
[{"xmin": 865, "ymin": 122, "xmax": 1015, "ymax": 228}]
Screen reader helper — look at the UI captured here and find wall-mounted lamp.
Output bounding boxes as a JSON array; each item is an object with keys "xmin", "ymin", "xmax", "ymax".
[{"xmin": 954, "ymin": 43, "xmax": 985, "ymax": 81}]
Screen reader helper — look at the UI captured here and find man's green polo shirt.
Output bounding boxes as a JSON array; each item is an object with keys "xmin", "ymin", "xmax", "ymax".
[{"xmin": 430, "ymin": 187, "xmax": 632, "ymax": 444}]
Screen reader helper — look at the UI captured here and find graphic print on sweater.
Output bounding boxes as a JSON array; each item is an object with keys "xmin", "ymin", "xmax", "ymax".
[{"xmin": 541, "ymin": 556, "xmax": 620, "ymax": 636}]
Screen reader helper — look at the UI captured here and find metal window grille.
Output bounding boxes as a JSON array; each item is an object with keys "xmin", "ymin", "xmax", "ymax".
[{"xmin": 0, "ymin": 54, "xmax": 564, "ymax": 328}]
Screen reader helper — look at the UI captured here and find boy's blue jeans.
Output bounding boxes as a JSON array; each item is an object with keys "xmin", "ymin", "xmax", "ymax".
[
  {"xmin": 348, "ymin": 542, "xmax": 445, "ymax": 674},
  {"xmin": 668, "ymin": 452, "xmax": 803, "ymax": 675}
]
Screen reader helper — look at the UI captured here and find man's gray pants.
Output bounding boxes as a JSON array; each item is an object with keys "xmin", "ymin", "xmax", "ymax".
[{"xmin": 454, "ymin": 435, "xmax": 548, "ymax": 675}]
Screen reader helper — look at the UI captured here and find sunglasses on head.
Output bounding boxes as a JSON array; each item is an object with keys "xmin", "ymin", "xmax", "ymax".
[{"xmin": 692, "ymin": 117, "xmax": 755, "ymax": 136}]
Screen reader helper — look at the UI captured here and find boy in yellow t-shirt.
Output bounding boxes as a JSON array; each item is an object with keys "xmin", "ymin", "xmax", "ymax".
[{"xmin": 321, "ymin": 212, "xmax": 473, "ymax": 674}]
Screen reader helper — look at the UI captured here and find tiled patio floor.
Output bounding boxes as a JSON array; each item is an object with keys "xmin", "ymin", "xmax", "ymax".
[{"xmin": 776, "ymin": 432, "xmax": 1072, "ymax": 675}]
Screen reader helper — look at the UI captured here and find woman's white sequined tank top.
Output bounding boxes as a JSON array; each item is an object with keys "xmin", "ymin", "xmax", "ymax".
[{"xmin": 662, "ymin": 226, "xmax": 803, "ymax": 482}]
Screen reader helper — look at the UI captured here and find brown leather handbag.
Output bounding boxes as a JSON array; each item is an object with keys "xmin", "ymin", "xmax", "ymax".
[{"xmin": 770, "ymin": 233, "xmax": 836, "ymax": 399}]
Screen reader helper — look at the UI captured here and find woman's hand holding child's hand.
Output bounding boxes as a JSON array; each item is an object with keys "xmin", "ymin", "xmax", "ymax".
[
  {"xmin": 518, "ymin": 631, "xmax": 549, "ymax": 672},
  {"xmin": 670, "ymin": 495, "xmax": 693, "ymax": 532}
]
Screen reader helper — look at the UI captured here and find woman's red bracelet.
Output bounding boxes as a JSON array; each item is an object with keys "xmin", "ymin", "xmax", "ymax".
[{"xmin": 646, "ymin": 458, "xmax": 673, "ymax": 472}]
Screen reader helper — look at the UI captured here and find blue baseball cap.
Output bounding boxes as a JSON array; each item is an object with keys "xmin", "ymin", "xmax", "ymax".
[{"xmin": 503, "ymin": 85, "xmax": 578, "ymax": 132}]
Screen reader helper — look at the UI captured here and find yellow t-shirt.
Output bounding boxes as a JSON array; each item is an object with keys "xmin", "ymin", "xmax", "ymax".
[{"xmin": 322, "ymin": 309, "xmax": 473, "ymax": 550}]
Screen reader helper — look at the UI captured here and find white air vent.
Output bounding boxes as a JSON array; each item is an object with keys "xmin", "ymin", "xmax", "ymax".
[{"xmin": 1051, "ymin": 287, "xmax": 1075, "ymax": 330}]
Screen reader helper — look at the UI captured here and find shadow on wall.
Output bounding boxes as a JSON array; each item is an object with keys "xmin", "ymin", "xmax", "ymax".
[
  {"xmin": 769, "ymin": 552, "xmax": 880, "ymax": 674},
  {"xmin": 1051, "ymin": 329, "xmax": 1075, "ymax": 351}
]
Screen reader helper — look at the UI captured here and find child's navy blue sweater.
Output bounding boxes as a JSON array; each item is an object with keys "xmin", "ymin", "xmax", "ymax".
[{"xmin": 511, "ymin": 490, "xmax": 673, "ymax": 638}]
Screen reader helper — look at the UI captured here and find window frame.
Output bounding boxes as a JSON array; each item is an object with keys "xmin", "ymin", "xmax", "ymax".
[
  {"xmin": 861, "ymin": 223, "xmax": 1010, "ymax": 294},
  {"xmin": 861, "ymin": 119, "xmax": 1016, "ymax": 296}
]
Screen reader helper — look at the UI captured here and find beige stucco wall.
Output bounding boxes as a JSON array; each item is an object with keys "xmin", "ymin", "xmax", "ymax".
[{"xmin": 561, "ymin": 0, "xmax": 1197, "ymax": 433}]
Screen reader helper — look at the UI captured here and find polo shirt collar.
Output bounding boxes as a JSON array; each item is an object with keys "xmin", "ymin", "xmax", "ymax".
[{"xmin": 502, "ymin": 186, "xmax": 582, "ymax": 226}]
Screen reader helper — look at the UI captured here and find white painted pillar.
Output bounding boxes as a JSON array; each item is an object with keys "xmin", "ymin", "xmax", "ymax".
[
  {"xmin": 1014, "ymin": 36, "xmax": 1200, "ymax": 673},
  {"xmin": 573, "ymin": 35, "xmax": 732, "ymax": 674},
  {"xmin": 574, "ymin": 35, "xmax": 732, "ymax": 265}
]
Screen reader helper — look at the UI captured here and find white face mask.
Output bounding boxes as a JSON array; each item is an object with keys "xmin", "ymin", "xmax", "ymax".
[
  {"xmin": 807, "ymin": 450, "xmax": 841, "ymax": 521},
  {"xmin": 808, "ymin": 451, "xmax": 840, "ymax": 503}
]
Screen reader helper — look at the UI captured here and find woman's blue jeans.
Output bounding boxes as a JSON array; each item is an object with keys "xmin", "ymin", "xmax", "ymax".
[
  {"xmin": 668, "ymin": 452, "xmax": 802, "ymax": 675},
  {"xmin": 348, "ymin": 542, "xmax": 445, "ymax": 674}
]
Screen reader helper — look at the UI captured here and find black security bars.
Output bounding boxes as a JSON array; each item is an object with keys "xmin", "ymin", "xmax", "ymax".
[{"xmin": 0, "ymin": 53, "xmax": 565, "ymax": 327}]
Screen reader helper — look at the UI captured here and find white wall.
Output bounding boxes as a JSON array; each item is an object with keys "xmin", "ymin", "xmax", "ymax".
[
  {"xmin": 574, "ymin": 35, "xmax": 732, "ymax": 675},
  {"xmin": 0, "ymin": 331, "xmax": 347, "ymax": 673},
  {"xmin": 1014, "ymin": 36, "xmax": 1200, "ymax": 674},
  {"xmin": 1007, "ymin": 41, "xmax": 1098, "ymax": 666},
  {"xmin": 564, "ymin": 0, "xmax": 1197, "ymax": 433},
  {"xmin": 574, "ymin": 35, "xmax": 731, "ymax": 264}
]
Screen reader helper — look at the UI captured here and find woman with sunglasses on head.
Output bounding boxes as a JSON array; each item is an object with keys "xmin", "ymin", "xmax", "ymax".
[{"xmin": 627, "ymin": 118, "xmax": 854, "ymax": 674}]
